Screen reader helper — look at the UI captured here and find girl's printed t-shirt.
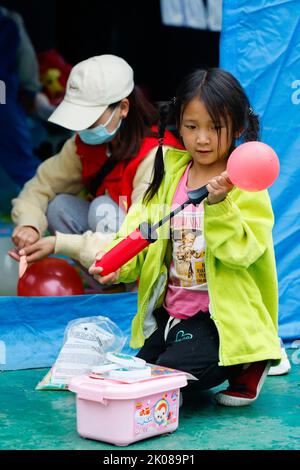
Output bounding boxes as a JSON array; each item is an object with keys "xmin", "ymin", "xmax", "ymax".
[{"xmin": 164, "ymin": 163, "xmax": 210, "ymax": 319}]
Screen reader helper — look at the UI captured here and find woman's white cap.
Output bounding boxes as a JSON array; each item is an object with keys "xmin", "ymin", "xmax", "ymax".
[{"xmin": 48, "ymin": 54, "xmax": 134, "ymax": 131}]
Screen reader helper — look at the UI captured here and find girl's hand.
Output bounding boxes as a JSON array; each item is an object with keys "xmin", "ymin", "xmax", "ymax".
[
  {"xmin": 206, "ymin": 171, "xmax": 234, "ymax": 205},
  {"xmin": 8, "ymin": 236, "xmax": 56, "ymax": 263},
  {"xmin": 12, "ymin": 225, "xmax": 40, "ymax": 249},
  {"xmin": 89, "ymin": 252, "xmax": 120, "ymax": 285}
]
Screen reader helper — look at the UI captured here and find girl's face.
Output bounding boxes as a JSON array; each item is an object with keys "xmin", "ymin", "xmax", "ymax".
[{"xmin": 180, "ymin": 97, "xmax": 232, "ymax": 168}]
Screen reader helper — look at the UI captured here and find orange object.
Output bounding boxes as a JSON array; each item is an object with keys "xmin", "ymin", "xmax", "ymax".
[{"xmin": 18, "ymin": 255, "xmax": 28, "ymax": 278}]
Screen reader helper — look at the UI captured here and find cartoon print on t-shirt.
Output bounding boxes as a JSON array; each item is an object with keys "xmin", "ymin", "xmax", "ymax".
[
  {"xmin": 170, "ymin": 207, "xmax": 207, "ymax": 288},
  {"xmin": 175, "ymin": 230, "xmax": 202, "ymax": 280}
]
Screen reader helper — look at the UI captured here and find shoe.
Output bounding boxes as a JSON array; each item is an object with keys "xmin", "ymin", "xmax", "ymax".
[
  {"xmin": 214, "ymin": 360, "xmax": 271, "ymax": 407},
  {"xmin": 268, "ymin": 348, "xmax": 291, "ymax": 376}
]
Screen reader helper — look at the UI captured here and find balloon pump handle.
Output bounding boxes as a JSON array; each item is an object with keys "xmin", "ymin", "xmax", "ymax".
[{"xmin": 95, "ymin": 185, "xmax": 208, "ymax": 276}]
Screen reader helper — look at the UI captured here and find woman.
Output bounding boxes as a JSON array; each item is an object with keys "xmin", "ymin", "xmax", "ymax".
[{"xmin": 10, "ymin": 55, "xmax": 182, "ymax": 273}]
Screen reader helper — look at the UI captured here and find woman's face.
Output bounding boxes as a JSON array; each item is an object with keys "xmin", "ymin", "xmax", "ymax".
[{"xmin": 89, "ymin": 98, "xmax": 129, "ymax": 131}]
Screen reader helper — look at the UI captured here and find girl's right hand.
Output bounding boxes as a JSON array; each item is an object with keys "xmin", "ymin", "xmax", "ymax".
[
  {"xmin": 89, "ymin": 252, "xmax": 120, "ymax": 285},
  {"xmin": 12, "ymin": 225, "xmax": 40, "ymax": 249},
  {"xmin": 206, "ymin": 171, "xmax": 234, "ymax": 205}
]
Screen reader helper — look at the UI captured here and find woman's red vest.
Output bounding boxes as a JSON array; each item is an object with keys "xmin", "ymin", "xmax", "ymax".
[{"xmin": 75, "ymin": 128, "xmax": 183, "ymax": 211}]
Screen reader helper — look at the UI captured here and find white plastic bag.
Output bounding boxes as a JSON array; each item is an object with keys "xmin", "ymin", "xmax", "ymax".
[{"xmin": 36, "ymin": 316, "xmax": 126, "ymax": 390}]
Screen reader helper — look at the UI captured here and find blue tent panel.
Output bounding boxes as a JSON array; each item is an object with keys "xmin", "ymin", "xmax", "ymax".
[
  {"xmin": 220, "ymin": 0, "xmax": 300, "ymax": 343},
  {"xmin": 0, "ymin": 293, "xmax": 137, "ymax": 370}
]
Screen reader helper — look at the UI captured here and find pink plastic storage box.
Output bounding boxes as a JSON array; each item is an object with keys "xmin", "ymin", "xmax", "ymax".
[{"xmin": 69, "ymin": 366, "xmax": 188, "ymax": 446}]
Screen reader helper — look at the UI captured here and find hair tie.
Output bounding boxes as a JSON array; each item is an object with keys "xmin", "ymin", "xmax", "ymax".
[
  {"xmin": 248, "ymin": 107, "xmax": 254, "ymax": 116},
  {"xmin": 170, "ymin": 97, "xmax": 177, "ymax": 106},
  {"xmin": 158, "ymin": 137, "xmax": 164, "ymax": 146}
]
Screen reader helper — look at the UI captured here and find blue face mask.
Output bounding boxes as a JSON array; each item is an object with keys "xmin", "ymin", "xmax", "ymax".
[{"xmin": 78, "ymin": 107, "xmax": 122, "ymax": 145}]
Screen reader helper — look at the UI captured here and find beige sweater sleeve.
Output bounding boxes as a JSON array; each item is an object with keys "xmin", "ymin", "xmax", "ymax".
[
  {"xmin": 11, "ymin": 136, "xmax": 84, "ymax": 235},
  {"xmin": 53, "ymin": 145, "xmax": 172, "ymax": 268},
  {"xmin": 54, "ymin": 230, "xmax": 116, "ymax": 269}
]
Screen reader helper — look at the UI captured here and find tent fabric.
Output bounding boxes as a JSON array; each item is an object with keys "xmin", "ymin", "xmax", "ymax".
[
  {"xmin": 220, "ymin": 0, "xmax": 300, "ymax": 345},
  {"xmin": 0, "ymin": 293, "xmax": 137, "ymax": 370},
  {"xmin": 0, "ymin": 166, "xmax": 20, "ymax": 213},
  {"xmin": 0, "ymin": 9, "xmax": 40, "ymax": 186},
  {"xmin": 160, "ymin": 0, "xmax": 222, "ymax": 31}
]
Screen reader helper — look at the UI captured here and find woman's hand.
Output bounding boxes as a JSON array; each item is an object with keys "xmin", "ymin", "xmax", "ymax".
[
  {"xmin": 8, "ymin": 236, "xmax": 56, "ymax": 263},
  {"xmin": 12, "ymin": 225, "xmax": 40, "ymax": 249},
  {"xmin": 206, "ymin": 171, "xmax": 234, "ymax": 205},
  {"xmin": 89, "ymin": 252, "xmax": 120, "ymax": 285}
]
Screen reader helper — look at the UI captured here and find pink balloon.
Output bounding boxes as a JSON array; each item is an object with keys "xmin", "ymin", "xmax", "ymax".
[{"xmin": 227, "ymin": 142, "xmax": 280, "ymax": 191}]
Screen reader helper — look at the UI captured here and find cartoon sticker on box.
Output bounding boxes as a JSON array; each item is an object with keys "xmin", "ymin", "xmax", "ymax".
[
  {"xmin": 134, "ymin": 392, "xmax": 177, "ymax": 435},
  {"xmin": 135, "ymin": 401, "xmax": 152, "ymax": 426},
  {"xmin": 153, "ymin": 398, "xmax": 170, "ymax": 426}
]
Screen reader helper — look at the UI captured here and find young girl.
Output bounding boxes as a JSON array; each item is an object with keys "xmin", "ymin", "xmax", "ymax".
[
  {"xmin": 90, "ymin": 68, "xmax": 281, "ymax": 406},
  {"xmin": 9, "ymin": 55, "xmax": 182, "ymax": 274}
]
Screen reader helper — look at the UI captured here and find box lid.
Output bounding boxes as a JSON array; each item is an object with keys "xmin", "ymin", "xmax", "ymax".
[{"xmin": 69, "ymin": 365, "xmax": 188, "ymax": 403}]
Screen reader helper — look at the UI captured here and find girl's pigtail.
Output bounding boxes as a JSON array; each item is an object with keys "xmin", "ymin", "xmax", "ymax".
[
  {"xmin": 244, "ymin": 107, "xmax": 260, "ymax": 141},
  {"xmin": 143, "ymin": 100, "xmax": 174, "ymax": 203}
]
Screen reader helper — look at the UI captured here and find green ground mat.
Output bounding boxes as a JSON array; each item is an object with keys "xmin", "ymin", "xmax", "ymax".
[{"xmin": 1, "ymin": 352, "xmax": 299, "ymax": 450}]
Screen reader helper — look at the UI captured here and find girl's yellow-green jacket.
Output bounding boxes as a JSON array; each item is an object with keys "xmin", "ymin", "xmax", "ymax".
[{"xmin": 106, "ymin": 148, "xmax": 281, "ymax": 366}]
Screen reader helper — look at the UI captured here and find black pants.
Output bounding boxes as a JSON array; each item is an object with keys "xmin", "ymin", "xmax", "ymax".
[{"xmin": 137, "ymin": 307, "xmax": 241, "ymax": 390}]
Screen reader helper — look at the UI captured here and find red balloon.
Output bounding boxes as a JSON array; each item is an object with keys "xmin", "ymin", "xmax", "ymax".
[
  {"xmin": 17, "ymin": 257, "xmax": 84, "ymax": 296},
  {"xmin": 227, "ymin": 141, "xmax": 280, "ymax": 191}
]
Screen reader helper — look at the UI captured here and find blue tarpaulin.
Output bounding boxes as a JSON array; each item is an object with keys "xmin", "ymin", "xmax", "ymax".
[
  {"xmin": 0, "ymin": 293, "xmax": 137, "ymax": 370},
  {"xmin": 221, "ymin": 0, "xmax": 300, "ymax": 345}
]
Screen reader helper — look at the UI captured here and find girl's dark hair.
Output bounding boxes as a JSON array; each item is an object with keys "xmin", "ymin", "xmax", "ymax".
[
  {"xmin": 111, "ymin": 86, "xmax": 159, "ymax": 161},
  {"xmin": 144, "ymin": 68, "xmax": 260, "ymax": 203}
]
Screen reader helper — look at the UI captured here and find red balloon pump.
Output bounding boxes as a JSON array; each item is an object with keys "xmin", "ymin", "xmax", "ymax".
[
  {"xmin": 96, "ymin": 142, "xmax": 279, "ymax": 277},
  {"xmin": 96, "ymin": 186, "xmax": 209, "ymax": 276}
]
